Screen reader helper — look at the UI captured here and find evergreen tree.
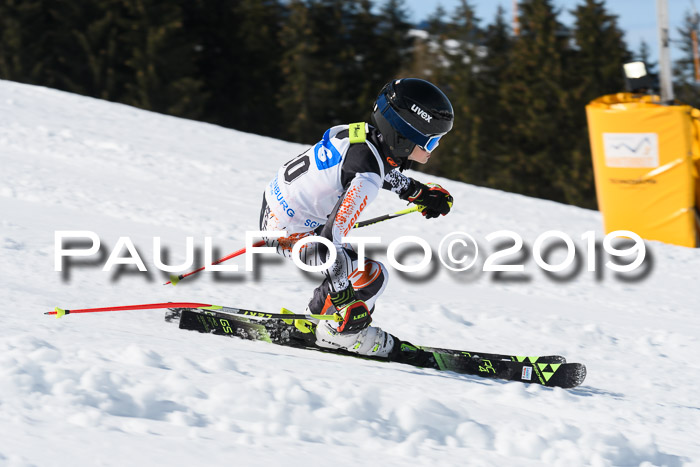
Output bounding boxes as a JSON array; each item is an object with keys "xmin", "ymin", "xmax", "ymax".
[
  {"xmin": 0, "ymin": 1, "xmax": 86, "ymax": 91},
  {"xmin": 426, "ymin": 5, "xmax": 450, "ymax": 38},
  {"xmin": 0, "ymin": 1, "xmax": 46, "ymax": 84},
  {"xmin": 341, "ymin": 0, "xmax": 380, "ymax": 121},
  {"xmin": 1, "ymin": 1, "xmax": 132, "ymax": 103},
  {"xmin": 278, "ymin": 0, "xmax": 325, "ymax": 142},
  {"xmin": 399, "ymin": 3, "xmax": 445, "ymax": 82},
  {"xmin": 376, "ymin": 0, "xmax": 414, "ymax": 82},
  {"xmin": 179, "ymin": 0, "xmax": 286, "ymax": 133},
  {"xmin": 230, "ymin": 0, "xmax": 287, "ymax": 134},
  {"xmin": 178, "ymin": 0, "xmax": 239, "ymax": 128},
  {"xmin": 0, "ymin": 0, "xmax": 641, "ymax": 210},
  {"xmin": 422, "ymin": 0, "xmax": 482, "ymax": 181},
  {"xmin": 278, "ymin": 0, "xmax": 390, "ymax": 142},
  {"xmin": 638, "ymin": 39, "xmax": 657, "ymax": 74},
  {"xmin": 46, "ymin": 0, "xmax": 131, "ymax": 100},
  {"xmin": 567, "ymin": 0, "xmax": 630, "ymax": 208},
  {"xmin": 477, "ymin": 6, "xmax": 515, "ymax": 188},
  {"xmin": 309, "ymin": 0, "xmax": 364, "ymax": 129},
  {"xmin": 495, "ymin": 0, "xmax": 573, "ymax": 203},
  {"xmin": 121, "ymin": 0, "xmax": 205, "ymax": 119},
  {"xmin": 570, "ymin": 0, "xmax": 629, "ymax": 101},
  {"xmin": 344, "ymin": 0, "xmax": 415, "ymax": 123},
  {"xmin": 673, "ymin": 10, "xmax": 700, "ymax": 107}
]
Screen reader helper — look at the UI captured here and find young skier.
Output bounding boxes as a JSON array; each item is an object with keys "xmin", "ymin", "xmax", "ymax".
[{"xmin": 260, "ymin": 78, "xmax": 454, "ymax": 358}]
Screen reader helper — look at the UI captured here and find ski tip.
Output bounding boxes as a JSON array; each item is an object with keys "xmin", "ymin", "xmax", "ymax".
[{"xmin": 550, "ymin": 363, "xmax": 587, "ymax": 389}]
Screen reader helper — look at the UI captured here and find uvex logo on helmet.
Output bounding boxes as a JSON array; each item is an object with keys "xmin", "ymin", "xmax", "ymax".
[{"xmin": 411, "ymin": 104, "xmax": 432, "ymax": 122}]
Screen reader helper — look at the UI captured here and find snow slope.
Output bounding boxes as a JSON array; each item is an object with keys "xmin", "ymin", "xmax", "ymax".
[{"xmin": 1, "ymin": 79, "xmax": 698, "ymax": 466}]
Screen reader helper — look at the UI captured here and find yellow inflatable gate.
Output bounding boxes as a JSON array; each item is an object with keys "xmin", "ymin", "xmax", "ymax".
[{"xmin": 586, "ymin": 93, "xmax": 700, "ymax": 248}]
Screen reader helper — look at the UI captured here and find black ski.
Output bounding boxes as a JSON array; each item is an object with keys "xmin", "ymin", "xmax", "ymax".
[
  {"xmin": 165, "ymin": 307, "xmax": 565, "ymax": 364},
  {"xmin": 170, "ymin": 308, "xmax": 585, "ymax": 388},
  {"xmin": 416, "ymin": 345, "xmax": 565, "ymax": 364}
]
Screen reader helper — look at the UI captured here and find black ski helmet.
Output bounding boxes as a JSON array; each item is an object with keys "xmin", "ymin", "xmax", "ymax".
[{"xmin": 371, "ymin": 78, "xmax": 454, "ymax": 161}]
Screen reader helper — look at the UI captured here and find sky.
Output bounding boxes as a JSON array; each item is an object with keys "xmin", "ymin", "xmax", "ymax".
[{"xmin": 402, "ymin": 0, "xmax": 692, "ymax": 63}]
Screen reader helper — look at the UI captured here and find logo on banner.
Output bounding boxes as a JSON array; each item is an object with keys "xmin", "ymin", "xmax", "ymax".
[{"xmin": 602, "ymin": 133, "xmax": 659, "ymax": 168}]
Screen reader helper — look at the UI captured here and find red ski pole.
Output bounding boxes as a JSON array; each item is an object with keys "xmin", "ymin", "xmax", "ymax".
[
  {"xmin": 163, "ymin": 240, "xmax": 266, "ymax": 286},
  {"xmin": 45, "ymin": 301, "xmax": 341, "ymax": 322},
  {"xmin": 44, "ymin": 302, "xmax": 212, "ymax": 318},
  {"xmin": 164, "ymin": 206, "xmax": 424, "ymax": 286}
]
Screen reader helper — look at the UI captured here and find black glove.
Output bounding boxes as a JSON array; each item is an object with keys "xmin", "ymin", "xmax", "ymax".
[
  {"xmin": 329, "ymin": 287, "xmax": 371, "ymax": 333},
  {"xmin": 400, "ymin": 180, "xmax": 453, "ymax": 219}
]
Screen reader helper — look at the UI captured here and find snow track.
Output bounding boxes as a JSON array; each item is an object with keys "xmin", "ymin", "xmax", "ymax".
[{"xmin": 0, "ymin": 80, "xmax": 697, "ymax": 466}]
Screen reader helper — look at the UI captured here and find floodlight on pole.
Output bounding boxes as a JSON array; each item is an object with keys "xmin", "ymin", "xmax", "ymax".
[{"xmin": 622, "ymin": 61, "xmax": 655, "ymax": 93}]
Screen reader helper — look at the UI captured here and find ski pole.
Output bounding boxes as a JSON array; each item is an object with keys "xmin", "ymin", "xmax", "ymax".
[
  {"xmin": 353, "ymin": 205, "xmax": 423, "ymax": 229},
  {"xmin": 45, "ymin": 302, "xmax": 212, "ymax": 318},
  {"xmin": 197, "ymin": 304, "xmax": 341, "ymax": 322},
  {"xmin": 165, "ymin": 205, "xmax": 424, "ymax": 286},
  {"xmin": 164, "ymin": 240, "xmax": 266, "ymax": 285},
  {"xmin": 45, "ymin": 301, "xmax": 341, "ymax": 322}
]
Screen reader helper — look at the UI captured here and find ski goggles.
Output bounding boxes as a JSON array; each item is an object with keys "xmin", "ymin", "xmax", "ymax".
[{"xmin": 377, "ymin": 94, "xmax": 445, "ymax": 153}]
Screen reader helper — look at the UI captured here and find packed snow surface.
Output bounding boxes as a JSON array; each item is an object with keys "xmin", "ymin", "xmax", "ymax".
[{"xmin": 1, "ymin": 80, "xmax": 698, "ymax": 466}]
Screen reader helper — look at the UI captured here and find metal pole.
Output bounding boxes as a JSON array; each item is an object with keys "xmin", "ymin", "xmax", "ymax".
[{"xmin": 657, "ymin": 0, "xmax": 674, "ymax": 101}]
